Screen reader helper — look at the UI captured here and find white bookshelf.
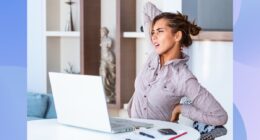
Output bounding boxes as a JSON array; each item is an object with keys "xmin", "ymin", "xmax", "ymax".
[
  {"xmin": 32, "ymin": 0, "xmax": 81, "ymax": 92},
  {"xmin": 45, "ymin": 31, "xmax": 80, "ymax": 37},
  {"xmin": 123, "ymin": 32, "xmax": 145, "ymax": 38},
  {"xmin": 44, "ymin": 0, "xmax": 81, "ymax": 92}
]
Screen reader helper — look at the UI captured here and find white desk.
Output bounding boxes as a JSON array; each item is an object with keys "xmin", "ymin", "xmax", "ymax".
[{"xmin": 27, "ymin": 119, "xmax": 200, "ymax": 140}]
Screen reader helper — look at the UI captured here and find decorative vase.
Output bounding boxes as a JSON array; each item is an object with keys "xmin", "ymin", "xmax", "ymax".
[{"xmin": 65, "ymin": 0, "xmax": 75, "ymax": 31}]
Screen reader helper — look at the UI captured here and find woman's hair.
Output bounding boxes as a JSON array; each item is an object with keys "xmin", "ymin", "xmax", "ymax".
[{"xmin": 152, "ymin": 12, "xmax": 201, "ymax": 47}]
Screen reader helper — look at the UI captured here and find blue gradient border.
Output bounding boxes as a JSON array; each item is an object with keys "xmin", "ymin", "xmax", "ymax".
[
  {"xmin": 234, "ymin": 0, "xmax": 260, "ymax": 139},
  {"xmin": 0, "ymin": 0, "xmax": 26, "ymax": 140},
  {"xmin": 1, "ymin": 0, "xmax": 260, "ymax": 139}
]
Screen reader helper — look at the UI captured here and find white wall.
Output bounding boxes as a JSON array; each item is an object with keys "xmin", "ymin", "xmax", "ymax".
[
  {"xmin": 101, "ymin": 0, "xmax": 116, "ymax": 41},
  {"xmin": 27, "ymin": 0, "xmax": 47, "ymax": 93},
  {"xmin": 60, "ymin": 38, "xmax": 80, "ymax": 73},
  {"xmin": 198, "ymin": 0, "xmax": 233, "ymax": 30}
]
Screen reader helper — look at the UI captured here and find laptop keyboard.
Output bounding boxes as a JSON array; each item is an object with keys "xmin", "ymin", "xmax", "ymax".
[
  {"xmin": 110, "ymin": 121, "xmax": 125, "ymax": 128},
  {"xmin": 109, "ymin": 118, "xmax": 153, "ymax": 129},
  {"xmin": 110, "ymin": 118, "xmax": 130, "ymax": 128}
]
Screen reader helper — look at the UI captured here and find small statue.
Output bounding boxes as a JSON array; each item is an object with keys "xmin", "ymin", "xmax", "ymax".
[{"xmin": 99, "ymin": 27, "xmax": 116, "ymax": 103}]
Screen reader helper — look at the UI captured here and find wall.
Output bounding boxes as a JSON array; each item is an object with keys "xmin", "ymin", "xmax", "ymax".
[
  {"xmin": 60, "ymin": 38, "xmax": 80, "ymax": 74},
  {"xmin": 182, "ymin": 0, "xmax": 197, "ymax": 23},
  {"xmin": 182, "ymin": 0, "xmax": 233, "ymax": 31},
  {"xmin": 198, "ymin": 0, "xmax": 232, "ymax": 31},
  {"xmin": 27, "ymin": 0, "xmax": 47, "ymax": 93},
  {"xmin": 101, "ymin": 0, "xmax": 116, "ymax": 43}
]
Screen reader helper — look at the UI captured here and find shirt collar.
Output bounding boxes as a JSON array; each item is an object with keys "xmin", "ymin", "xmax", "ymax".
[{"xmin": 151, "ymin": 52, "xmax": 189, "ymax": 68}]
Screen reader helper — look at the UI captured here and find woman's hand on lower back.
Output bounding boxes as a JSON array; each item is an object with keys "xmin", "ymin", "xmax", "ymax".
[{"xmin": 170, "ymin": 104, "xmax": 181, "ymax": 122}]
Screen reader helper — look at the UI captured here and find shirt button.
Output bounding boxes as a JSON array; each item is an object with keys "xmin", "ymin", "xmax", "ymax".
[
  {"xmin": 144, "ymin": 108, "xmax": 147, "ymax": 110},
  {"xmin": 155, "ymin": 73, "xmax": 158, "ymax": 76},
  {"xmin": 148, "ymin": 84, "xmax": 151, "ymax": 87},
  {"xmin": 144, "ymin": 95, "xmax": 147, "ymax": 98}
]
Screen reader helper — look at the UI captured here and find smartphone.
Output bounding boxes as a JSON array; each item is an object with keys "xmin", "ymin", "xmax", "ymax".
[{"xmin": 158, "ymin": 128, "xmax": 177, "ymax": 135}]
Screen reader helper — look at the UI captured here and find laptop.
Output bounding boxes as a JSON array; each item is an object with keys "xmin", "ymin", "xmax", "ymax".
[{"xmin": 49, "ymin": 72, "xmax": 153, "ymax": 133}]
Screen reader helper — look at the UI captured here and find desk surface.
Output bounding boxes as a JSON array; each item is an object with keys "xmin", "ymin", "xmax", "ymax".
[{"xmin": 27, "ymin": 119, "xmax": 200, "ymax": 140}]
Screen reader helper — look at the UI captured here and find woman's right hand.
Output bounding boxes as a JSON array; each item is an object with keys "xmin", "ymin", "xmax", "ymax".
[{"xmin": 170, "ymin": 104, "xmax": 181, "ymax": 122}]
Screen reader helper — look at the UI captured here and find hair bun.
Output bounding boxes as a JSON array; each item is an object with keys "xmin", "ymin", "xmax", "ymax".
[{"xmin": 189, "ymin": 21, "xmax": 201, "ymax": 36}]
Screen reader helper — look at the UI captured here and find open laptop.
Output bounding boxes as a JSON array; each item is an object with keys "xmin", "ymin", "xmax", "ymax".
[{"xmin": 49, "ymin": 72, "xmax": 153, "ymax": 133}]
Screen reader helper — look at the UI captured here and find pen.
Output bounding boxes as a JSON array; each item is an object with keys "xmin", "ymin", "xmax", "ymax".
[
  {"xmin": 139, "ymin": 131, "xmax": 155, "ymax": 139},
  {"xmin": 168, "ymin": 132, "xmax": 188, "ymax": 140}
]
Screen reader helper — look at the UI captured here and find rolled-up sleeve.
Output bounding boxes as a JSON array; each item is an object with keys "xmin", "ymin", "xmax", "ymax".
[
  {"xmin": 180, "ymin": 76, "xmax": 228, "ymax": 126},
  {"xmin": 143, "ymin": 2, "xmax": 162, "ymax": 47},
  {"xmin": 143, "ymin": 2, "xmax": 162, "ymax": 25}
]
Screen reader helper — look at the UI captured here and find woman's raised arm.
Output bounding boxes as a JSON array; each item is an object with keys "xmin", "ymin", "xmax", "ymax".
[{"xmin": 143, "ymin": 2, "xmax": 162, "ymax": 46}]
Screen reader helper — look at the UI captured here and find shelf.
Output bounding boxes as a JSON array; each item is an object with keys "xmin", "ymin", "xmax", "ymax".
[
  {"xmin": 123, "ymin": 31, "xmax": 233, "ymax": 41},
  {"xmin": 192, "ymin": 31, "xmax": 233, "ymax": 41},
  {"xmin": 123, "ymin": 32, "xmax": 145, "ymax": 38},
  {"xmin": 45, "ymin": 31, "xmax": 80, "ymax": 37}
]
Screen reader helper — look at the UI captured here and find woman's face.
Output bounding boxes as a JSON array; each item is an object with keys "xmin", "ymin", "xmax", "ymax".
[{"xmin": 151, "ymin": 18, "xmax": 177, "ymax": 55}]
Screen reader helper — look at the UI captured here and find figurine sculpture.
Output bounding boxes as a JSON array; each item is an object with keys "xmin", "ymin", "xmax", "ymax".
[{"xmin": 99, "ymin": 27, "xmax": 116, "ymax": 103}]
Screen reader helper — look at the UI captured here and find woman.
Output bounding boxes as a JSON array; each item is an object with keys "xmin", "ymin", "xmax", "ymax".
[{"xmin": 127, "ymin": 2, "xmax": 228, "ymax": 126}]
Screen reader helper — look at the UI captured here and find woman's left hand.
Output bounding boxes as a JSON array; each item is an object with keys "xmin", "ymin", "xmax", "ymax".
[{"xmin": 170, "ymin": 104, "xmax": 181, "ymax": 122}]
